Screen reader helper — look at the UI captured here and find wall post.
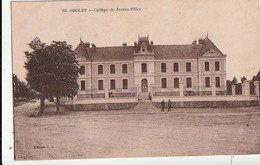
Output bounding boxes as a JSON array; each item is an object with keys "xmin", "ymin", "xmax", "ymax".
[
  {"xmin": 231, "ymin": 84, "xmax": 236, "ymax": 96},
  {"xmin": 243, "ymin": 80, "xmax": 250, "ymax": 96},
  {"xmin": 254, "ymin": 81, "xmax": 259, "ymax": 96}
]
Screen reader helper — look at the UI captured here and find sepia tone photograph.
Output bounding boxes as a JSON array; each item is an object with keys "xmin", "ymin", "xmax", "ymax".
[{"xmin": 9, "ymin": 0, "xmax": 260, "ymax": 162}]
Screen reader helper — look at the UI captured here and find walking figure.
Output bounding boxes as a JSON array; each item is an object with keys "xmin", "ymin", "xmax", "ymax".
[
  {"xmin": 168, "ymin": 99, "xmax": 172, "ymax": 112},
  {"xmin": 161, "ymin": 100, "xmax": 165, "ymax": 112}
]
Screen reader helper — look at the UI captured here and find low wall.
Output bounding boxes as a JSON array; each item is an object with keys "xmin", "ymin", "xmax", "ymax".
[
  {"xmin": 152, "ymin": 100, "xmax": 259, "ymax": 108},
  {"xmin": 63, "ymin": 102, "xmax": 138, "ymax": 111},
  {"xmin": 152, "ymin": 95, "xmax": 259, "ymax": 108},
  {"xmin": 61, "ymin": 98, "xmax": 138, "ymax": 111}
]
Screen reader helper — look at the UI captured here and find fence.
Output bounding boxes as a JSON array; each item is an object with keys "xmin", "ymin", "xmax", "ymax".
[
  {"xmin": 78, "ymin": 87, "xmax": 137, "ymax": 99},
  {"xmin": 152, "ymin": 85, "xmax": 227, "ymax": 97}
]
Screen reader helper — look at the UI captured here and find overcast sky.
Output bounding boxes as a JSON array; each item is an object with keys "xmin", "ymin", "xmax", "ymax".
[{"xmin": 12, "ymin": 0, "xmax": 260, "ymax": 82}]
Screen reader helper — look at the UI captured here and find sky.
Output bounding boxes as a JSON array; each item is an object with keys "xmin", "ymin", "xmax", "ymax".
[{"xmin": 11, "ymin": 0, "xmax": 260, "ymax": 82}]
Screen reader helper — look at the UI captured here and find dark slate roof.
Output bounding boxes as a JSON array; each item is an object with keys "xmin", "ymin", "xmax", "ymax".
[
  {"xmin": 74, "ymin": 37, "xmax": 225, "ymax": 61},
  {"xmin": 87, "ymin": 46, "xmax": 135, "ymax": 62},
  {"xmin": 199, "ymin": 37, "xmax": 224, "ymax": 56},
  {"xmin": 154, "ymin": 44, "xmax": 202, "ymax": 59},
  {"xmin": 74, "ymin": 42, "xmax": 88, "ymax": 60}
]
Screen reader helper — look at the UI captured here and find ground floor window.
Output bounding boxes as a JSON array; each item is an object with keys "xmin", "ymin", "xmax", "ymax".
[
  {"xmin": 174, "ymin": 78, "xmax": 179, "ymax": 88},
  {"xmin": 98, "ymin": 80, "xmax": 103, "ymax": 90},
  {"xmin": 123, "ymin": 79, "xmax": 128, "ymax": 89},
  {"xmin": 81, "ymin": 80, "xmax": 85, "ymax": 90},
  {"xmin": 215, "ymin": 77, "xmax": 220, "ymax": 88},
  {"xmin": 186, "ymin": 78, "xmax": 192, "ymax": 88},
  {"xmin": 110, "ymin": 79, "xmax": 116, "ymax": 90},
  {"xmin": 161, "ymin": 78, "xmax": 167, "ymax": 88},
  {"xmin": 205, "ymin": 77, "xmax": 210, "ymax": 87}
]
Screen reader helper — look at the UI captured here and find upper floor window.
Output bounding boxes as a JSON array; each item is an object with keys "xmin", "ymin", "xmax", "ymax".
[
  {"xmin": 174, "ymin": 78, "xmax": 179, "ymax": 88},
  {"xmin": 173, "ymin": 63, "xmax": 179, "ymax": 72},
  {"xmin": 122, "ymin": 64, "xmax": 127, "ymax": 73},
  {"xmin": 81, "ymin": 80, "xmax": 85, "ymax": 90},
  {"xmin": 205, "ymin": 77, "xmax": 210, "ymax": 87},
  {"xmin": 205, "ymin": 62, "xmax": 209, "ymax": 71},
  {"xmin": 161, "ymin": 63, "xmax": 166, "ymax": 72},
  {"xmin": 98, "ymin": 65, "xmax": 103, "ymax": 74},
  {"xmin": 122, "ymin": 79, "xmax": 128, "ymax": 89},
  {"xmin": 215, "ymin": 61, "xmax": 220, "ymax": 71},
  {"xmin": 110, "ymin": 64, "xmax": 115, "ymax": 74},
  {"xmin": 98, "ymin": 80, "xmax": 103, "ymax": 90},
  {"xmin": 161, "ymin": 78, "xmax": 167, "ymax": 88},
  {"xmin": 80, "ymin": 65, "xmax": 85, "ymax": 75},
  {"xmin": 186, "ymin": 62, "xmax": 191, "ymax": 72},
  {"xmin": 215, "ymin": 77, "xmax": 220, "ymax": 88},
  {"xmin": 110, "ymin": 79, "xmax": 116, "ymax": 90},
  {"xmin": 186, "ymin": 77, "xmax": 192, "ymax": 88},
  {"xmin": 141, "ymin": 63, "xmax": 147, "ymax": 73}
]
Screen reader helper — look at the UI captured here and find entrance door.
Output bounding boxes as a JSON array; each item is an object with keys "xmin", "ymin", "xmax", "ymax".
[{"xmin": 141, "ymin": 79, "xmax": 148, "ymax": 92}]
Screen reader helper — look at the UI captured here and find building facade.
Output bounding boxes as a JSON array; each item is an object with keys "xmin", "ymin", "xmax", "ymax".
[{"xmin": 74, "ymin": 35, "xmax": 226, "ymax": 99}]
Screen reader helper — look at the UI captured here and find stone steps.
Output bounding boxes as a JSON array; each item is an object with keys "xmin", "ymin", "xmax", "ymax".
[{"xmin": 134, "ymin": 101, "xmax": 159, "ymax": 111}]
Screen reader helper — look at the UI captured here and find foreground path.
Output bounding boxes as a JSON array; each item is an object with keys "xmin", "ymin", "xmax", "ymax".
[{"xmin": 14, "ymin": 101, "xmax": 260, "ymax": 160}]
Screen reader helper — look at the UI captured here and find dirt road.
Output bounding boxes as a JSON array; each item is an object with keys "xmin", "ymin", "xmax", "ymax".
[{"xmin": 14, "ymin": 101, "xmax": 260, "ymax": 160}]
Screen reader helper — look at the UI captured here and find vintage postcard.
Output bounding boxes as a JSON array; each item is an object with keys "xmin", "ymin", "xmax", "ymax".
[{"xmin": 4, "ymin": 0, "xmax": 260, "ymax": 163}]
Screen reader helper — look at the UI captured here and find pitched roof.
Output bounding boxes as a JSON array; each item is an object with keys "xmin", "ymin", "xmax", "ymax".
[
  {"xmin": 199, "ymin": 37, "xmax": 224, "ymax": 56},
  {"xmin": 74, "ymin": 42, "xmax": 88, "ymax": 60},
  {"xmin": 86, "ymin": 46, "xmax": 135, "ymax": 62},
  {"xmin": 74, "ymin": 36, "xmax": 225, "ymax": 61},
  {"xmin": 154, "ymin": 44, "xmax": 202, "ymax": 59}
]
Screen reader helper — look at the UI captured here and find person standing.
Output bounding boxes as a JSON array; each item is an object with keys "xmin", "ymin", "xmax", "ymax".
[
  {"xmin": 161, "ymin": 100, "xmax": 165, "ymax": 112},
  {"xmin": 168, "ymin": 99, "xmax": 172, "ymax": 112}
]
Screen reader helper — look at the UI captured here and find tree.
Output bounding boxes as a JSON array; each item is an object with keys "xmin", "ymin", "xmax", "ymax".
[
  {"xmin": 25, "ymin": 38, "xmax": 80, "ymax": 115},
  {"xmin": 254, "ymin": 71, "xmax": 260, "ymax": 81},
  {"xmin": 45, "ymin": 41, "xmax": 80, "ymax": 114},
  {"xmin": 231, "ymin": 77, "xmax": 238, "ymax": 85},
  {"xmin": 24, "ymin": 37, "xmax": 49, "ymax": 115},
  {"xmin": 241, "ymin": 76, "xmax": 247, "ymax": 83},
  {"xmin": 226, "ymin": 80, "xmax": 232, "ymax": 95}
]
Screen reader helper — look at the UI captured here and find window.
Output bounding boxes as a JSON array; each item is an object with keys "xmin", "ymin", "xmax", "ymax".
[
  {"xmin": 161, "ymin": 63, "xmax": 166, "ymax": 72},
  {"xmin": 122, "ymin": 79, "xmax": 128, "ymax": 89},
  {"xmin": 98, "ymin": 80, "xmax": 103, "ymax": 90},
  {"xmin": 173, "ymin": 63, "xmax": 179, "ymax": 72},
  {"xmin": 110, "ymin": 79, "xmax": 116, "ymax": 90},
  {"xmin": 110, "ymin": 64, "xmax": 115, "ymax": 74},
  {"xmin": 80, "ymin": 80, "xmax": 85, "ymax": 90},
  {"xmin": 174, "ymin": 78, "xmax": 179, "ymax": 88},
  {"xmin": 186, "ymin": 78, "xmax": 192, "ymax": 88},
  {"xmin": 122, "ymin": 64, "xmax": 127, "ymax": 73},
  {"xmin": 205, "ymin": 62, "xmax": 209, "ymax": 71},
  {"xmin": 161, "ymin": 78, "xmax": 167, "ymax": 88},
  {"xmin": 215, "ymin": 77, "xmax": 220, "ymax": 88},
  {"xmin": 186, "ymin": 62, "xmax": 191, "ymax": 72},
  {"xmin": 141, "ymin": 63, "xmax": 147, "ymax": 73},
  {"xmin": 80, "ymin": 65, "xmax": 85, "ymax": 75},
  {"xmin": 205, "ymin": 77, "xmax": 210, "ymax": 87},
  {"xmin": 98, "ymin": 65, "xmax": 103, "ymax": 74},
  {"xmin": 215, "ymin": 61, "xmax": 220, "ymax": 71}
]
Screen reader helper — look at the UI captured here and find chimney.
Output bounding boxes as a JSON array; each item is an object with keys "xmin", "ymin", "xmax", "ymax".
[
  {"xmin": 198, "ymin": 38, "xmax": 204, "ymax": 44},
  {"xmin": 91, "ymin": 43, "xmax": 96, "ymax": 51},
  {"xmin": 192, "ymin": 40, "xmax": 197, "ymax": 45},
  {"xmin": 150, "ymin": 40, "xmax": 154, "ymax": 49},
  {"xmin": 85, "ymin": 42, "xmax": 90, "ymax": 48},
  {"xmin": 122, "ymin": 42, "xmax": 127, "ymax": 46}
]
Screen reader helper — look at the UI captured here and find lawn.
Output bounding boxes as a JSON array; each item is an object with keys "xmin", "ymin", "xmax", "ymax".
[{"xmin": 14, "ymin": 101, "xmax": 260, "ymax": 160}]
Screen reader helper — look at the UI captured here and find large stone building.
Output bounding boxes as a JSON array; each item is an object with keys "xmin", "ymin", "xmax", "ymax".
[{"xmin": 74, "ymin": 35, "xmax": 226, "ymax": 99}]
